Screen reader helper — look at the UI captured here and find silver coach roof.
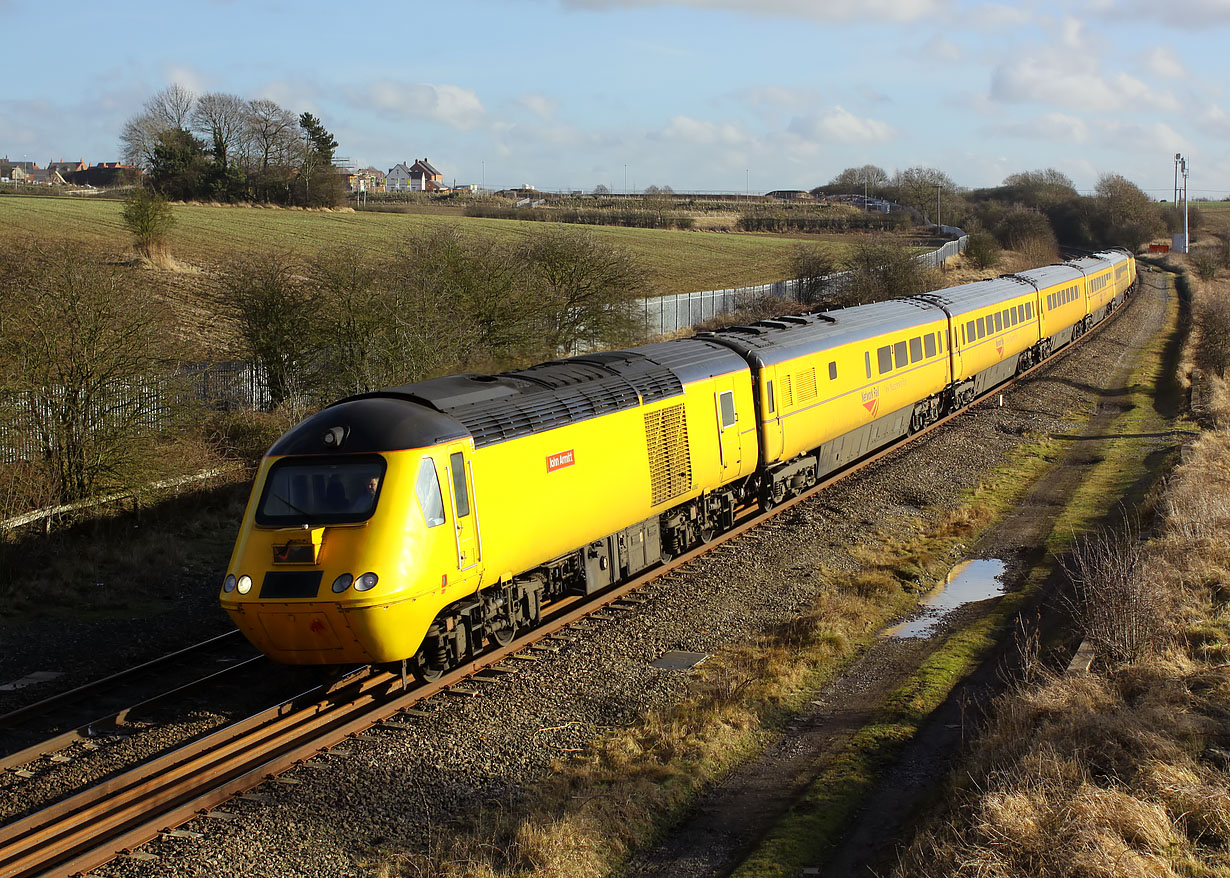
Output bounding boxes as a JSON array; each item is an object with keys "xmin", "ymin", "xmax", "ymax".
[{"xmin": 700, "ymin": 298, "xmax": 947, "ymax": 367}]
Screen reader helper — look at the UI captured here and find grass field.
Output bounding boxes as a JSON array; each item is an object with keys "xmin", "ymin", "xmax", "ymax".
[{"xmin": 0, "ymin": 194, "xmax": 841, "ymax": 296}]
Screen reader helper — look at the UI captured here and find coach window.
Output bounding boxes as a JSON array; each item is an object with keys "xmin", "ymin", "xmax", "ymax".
[
  {"xmin": 864, "ymin": 351, "xmax": 871, "ymax": 379},
  {"xmin": 909, "ymin": 337, "xmax": 923, "ymax": 362},
  {"xmin": 1017, "ymin": 304, "xmax": 1025, "ymax": 322},
  {"xmin": 449, "ymin": 452, "xmax": 470, "ymax": 518},
  {"xmin": 994, "ymin": 312, "xmax": 1003, "ymax": 332},
  {"xmin": 877, "ymin": 345, "xmax": 892, "ymax": 374},
  {"xmin": 1026, "ymin": 302, "xmax": 1033, "ymax": 319},
  {"xmin": 894, "ymin": 340, "xmax": 908, "ymax": 367},
  {"xmin": 765, "ymin": 380, "xmax": 775, "ymax": 413},
  {"xmin": 977, "ymin": 318, "xmax": 986, "ymax": 339},
  {"xmin": 965, "ymin": 320, "xmax": 975, "ymax": 343},
  {"xmin": 828, "ymin": 361, "xmax": 837, "ymax": 381},
  {"xmin": 924, "ymin": 334, "xmax": 937, "ymax": 358},
  {"xmin": 415, "ymin": 458, "xmax": 446, "ymax": 528}
]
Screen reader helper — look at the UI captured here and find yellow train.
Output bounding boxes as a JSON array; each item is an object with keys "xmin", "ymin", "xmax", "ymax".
[{"xmin": 221, "ymin": 249, "xmax": 1137, "ymax": 678}]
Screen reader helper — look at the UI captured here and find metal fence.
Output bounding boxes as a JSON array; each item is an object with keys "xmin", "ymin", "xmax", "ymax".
[
  {"xmin": 639, "ymin": 234, "xmax": 967, "ymax": 336},
  {"xmin": 0, "ymin": 361, "xmax": 268, "ymax": 466}
]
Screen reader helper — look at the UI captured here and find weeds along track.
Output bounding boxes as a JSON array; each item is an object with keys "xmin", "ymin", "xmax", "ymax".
[{"xmin": 0, "ymin": 274, "xmax": 1152, "ymax": 877}]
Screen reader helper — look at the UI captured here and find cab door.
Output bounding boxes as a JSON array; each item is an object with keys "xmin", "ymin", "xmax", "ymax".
[
  {"xmin": 444, "ymin": 445, "xmax": 482, "ymax": 587},
  {"xmin": 714, "ymin": 379, "xmax": 741, "ymax": 483}
]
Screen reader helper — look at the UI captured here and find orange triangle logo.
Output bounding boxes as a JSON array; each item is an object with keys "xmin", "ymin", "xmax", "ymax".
[
  {"xmin": 995, "ymin": 338, "xmax": 1004, "ymax": 358},
  {"xmin": 863, "ymin": 398, "xmax": 879, "ymax": 417}
]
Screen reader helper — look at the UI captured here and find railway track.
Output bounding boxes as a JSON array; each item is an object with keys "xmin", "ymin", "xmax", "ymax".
[
  {"xmin": 0, "ymin": 275, "xmax": 1151, "ymax": 878},
  {"xmin": 0, "ymin": 631, "xmax": 263, "ymax": 774}
]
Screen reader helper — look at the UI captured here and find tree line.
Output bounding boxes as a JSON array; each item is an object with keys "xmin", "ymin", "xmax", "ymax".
[
  {"xmin": 121, "ymin": 84, "xmax": 346, "ymax": 207},
  {"xmin": 817, "ymin": 164, "xmax": 1173, "ymax": 253}
]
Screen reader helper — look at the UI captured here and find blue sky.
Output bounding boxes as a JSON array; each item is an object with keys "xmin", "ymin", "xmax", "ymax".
[{"xmin": 3, "ymin": 0, "xmax": 1228, "ymax": 197}]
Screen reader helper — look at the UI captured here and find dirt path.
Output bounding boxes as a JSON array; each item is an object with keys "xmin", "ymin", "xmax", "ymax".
[{"xmin": 620, "ymin": 272, "xmax": 1176, "ymax": 878}]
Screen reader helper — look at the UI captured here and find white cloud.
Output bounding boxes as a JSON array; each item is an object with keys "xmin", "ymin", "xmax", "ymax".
[
  {"xmin": 517, "ymin": 94, "xmax": 560, "ymax": 120},
  {"xmin": 653, "ymin": 114, "xmax": 750, "ymax": 146},
  {"xmin": 560, "ymin": 0, "xmax": 950, "ymax": 22},
  {"xmin": 1198, "ymin": 103, "xmax": 1230, "ymax": 137},
  {"xmin": 988, "ymin": 112, "xmax": 1092, "ymax": 144},
  {"xmin": 991, "ymin": 55, "xmax": 1179, "ymax": 112},
  {"xmin": 788, "ymin": 106, "xmax": 895, "ymax": 143},
  {"xmin": 1142, "ymin": 45, "xmax": 1187, "ymax": 78},
  {"xmin": 361, "ymin": 81, "xmax": 485, "ymax": 130}
]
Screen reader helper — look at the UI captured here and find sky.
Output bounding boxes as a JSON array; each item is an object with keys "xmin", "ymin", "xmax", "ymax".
[{"xmin": 2, "ymin": 0, "xmax": 1229, "ymax": 198}]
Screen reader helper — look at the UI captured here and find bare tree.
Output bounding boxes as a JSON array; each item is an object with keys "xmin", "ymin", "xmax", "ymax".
[
  {"xmin": 119, "ymin": 83, "xmax": 198, "ymax": 169},
  {"xmin": 192, "ymin": 92, "xmax": 248, "ymax": 169},
  {"xmin": 0, "ymin": 244, "xmax": 171, "ymax": 502},
  {"xmin": 1094, "ymin": 173, "xmax": 1164, "ymax": 250},
  {"xmin": 890, "ymin": 166, "xmax": 959, "ymax": 223},
  {"xmin": 518, "ymin": 228, "xmax": 648, "ymax": 354},
  {"xmin": 789, "ymin": 243, "xmax": 842, "ymax": 308},
  {"xmin": 245, "ymin": 98, "xmax": 298, "ymax": 174}
]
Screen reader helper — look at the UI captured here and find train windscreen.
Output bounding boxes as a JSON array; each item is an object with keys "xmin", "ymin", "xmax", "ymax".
[{"xmin": 256, "ymin": 455, "xmax": 386, "ymax": 525}]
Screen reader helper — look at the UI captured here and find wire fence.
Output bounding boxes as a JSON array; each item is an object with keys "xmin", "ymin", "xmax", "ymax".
[
  {"xmin": 0, "ymin": 361, "xmax": 268, "ymax": 466},
  {"xmin": 639, "ymin": 234, "xmax": 967, "ymax": 336}
]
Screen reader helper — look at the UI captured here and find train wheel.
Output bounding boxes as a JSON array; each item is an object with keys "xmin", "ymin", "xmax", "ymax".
[
  {"xmin": 489, "ymin": 620, "xmax": 516, "ymax": 648},
  {"xmin": 412, "ymin": 655, "xmax": 445, "ymax": 683}
]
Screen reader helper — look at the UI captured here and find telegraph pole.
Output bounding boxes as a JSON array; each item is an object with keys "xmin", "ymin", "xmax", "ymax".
[{"xmin": 1182, "ymin": 155, "xmax": 1189, "ymax": 254}]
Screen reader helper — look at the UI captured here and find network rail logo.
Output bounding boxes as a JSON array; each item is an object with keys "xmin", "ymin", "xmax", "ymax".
[{"xmin": 861, "ymin": 387, "xmax": 880, "ymax": 418}]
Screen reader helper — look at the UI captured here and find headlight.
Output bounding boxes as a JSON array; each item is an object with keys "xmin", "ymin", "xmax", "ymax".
[
  {"xmin": 223, "ymin": 574, "xmax": 236, "ymax": 593},
  {"xmin": 237, "ymin": 575, "xmax": 253, "ymax": 595},
  {"xmin": 355, "ymin": 572, "xmax": 378, "ymax": 591},
  {"xmin": 331, "ymin": 573, "xmax": 353, "ymax": 594}
]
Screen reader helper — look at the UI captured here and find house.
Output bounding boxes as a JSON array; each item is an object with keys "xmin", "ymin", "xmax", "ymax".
[
  {"xmin": 1, "ymin": 157, "xmax": 37, "ymax": 180},
  {"xmin": 387, "ymin": 162, "xmax": 412, "ymax": 191},
  {"xmin": 387, "ymin": 158, "xmax": 446, "ymax": 192},
  {"xmin": 46, "ymin": 158, "xmax": 87, "ymax": 176},
  {"xmin": 354, "ymin": 167, "xmax": 386, "ymax": 193}
]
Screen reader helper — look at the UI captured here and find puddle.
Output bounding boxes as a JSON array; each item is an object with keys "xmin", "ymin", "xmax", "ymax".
[{"xmin": 885, "ymin": 559, "xmax": 1006, "ymax": 639}]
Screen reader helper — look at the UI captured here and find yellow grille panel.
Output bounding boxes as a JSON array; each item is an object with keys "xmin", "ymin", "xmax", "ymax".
[
  {"xmin": 644, "ymin": 404, "xmax": 693, "ymax": 506},
  {"xmin": 797, "ymin": 367, "xmax": 818, "ymax": 402},
  {"xmin": 780, "ymin": 375, "xmax": 794, "ymax": 409}
]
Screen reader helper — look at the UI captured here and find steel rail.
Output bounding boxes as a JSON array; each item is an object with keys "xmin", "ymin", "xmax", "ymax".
[
  {"xmin": 0, "ymin": 631, "xmax": 246, "ymax": 731},
  {"xmin": 0, "ymin": 656, "xmax": 268, "ymax": 772},
  {"xmin": 0, "ymin": 276, "xmax": 1150, "ymax": 878}
]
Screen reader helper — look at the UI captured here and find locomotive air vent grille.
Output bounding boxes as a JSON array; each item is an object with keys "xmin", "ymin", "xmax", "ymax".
[
  {"xmin": 797, "ymin": 367, "xmax": 818, "ymax": 402},
  {"xmin": 644, "ymin": 404, "xmax": 692, "ymax": 506},
  {"xmin": 780, "ymin": 374, "xmax": 794, "ymax": 409}
]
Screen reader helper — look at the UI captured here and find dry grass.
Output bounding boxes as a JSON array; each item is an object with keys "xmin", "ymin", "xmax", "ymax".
[
  {"xmin": 893, "ymin": 429, "xmax": 1230, "ymax": 878},
  {"xmin": 372, "ymin": 506, "xmax": 994, "ymax": 877}
]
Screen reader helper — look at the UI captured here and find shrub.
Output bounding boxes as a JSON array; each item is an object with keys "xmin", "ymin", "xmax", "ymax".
[
  {"xmin": 963, "ymin": 231, "xmax": 1002, "ymax": 270},
  {"xmin": 120, "ymin": 188, "xmax": 176, "ymax": 265}
]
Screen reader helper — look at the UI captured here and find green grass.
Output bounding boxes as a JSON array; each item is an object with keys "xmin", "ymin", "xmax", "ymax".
[{"xmin": 0, "ymin": 194, "xmax": 837, "ymax": 296}]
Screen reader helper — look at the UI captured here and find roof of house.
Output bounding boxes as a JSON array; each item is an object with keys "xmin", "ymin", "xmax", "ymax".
[
  {"xmin": 388, "ymin": 162, "xmax": 411, "ymax": 175},
  {"xmin": 410, "ymin": 158, "xmax": 441, "ymax": 177}
]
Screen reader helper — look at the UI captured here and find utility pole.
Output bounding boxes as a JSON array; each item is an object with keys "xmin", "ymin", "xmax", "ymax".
[
  {"xmin": 1174, "ymin": 153, "xmax": 1181, "ymax": 208},
  {"xmin": 1182, "ymin": 155, "xmax": 1189, "ymax": 254},
  {"xmin": 936, "ymin": 184, "xmax": 942, "ymax": 228}
]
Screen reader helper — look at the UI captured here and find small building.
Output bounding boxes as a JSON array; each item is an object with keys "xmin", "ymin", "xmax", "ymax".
[{"xmin": 408, "ymin": 158, "xmax": 444, "ymax": 192}]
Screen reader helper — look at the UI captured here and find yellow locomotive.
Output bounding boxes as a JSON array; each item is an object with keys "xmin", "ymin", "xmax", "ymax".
[{"xmin": 221, "ymin": 249, "xmax": 1136, "ymax": 678}]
